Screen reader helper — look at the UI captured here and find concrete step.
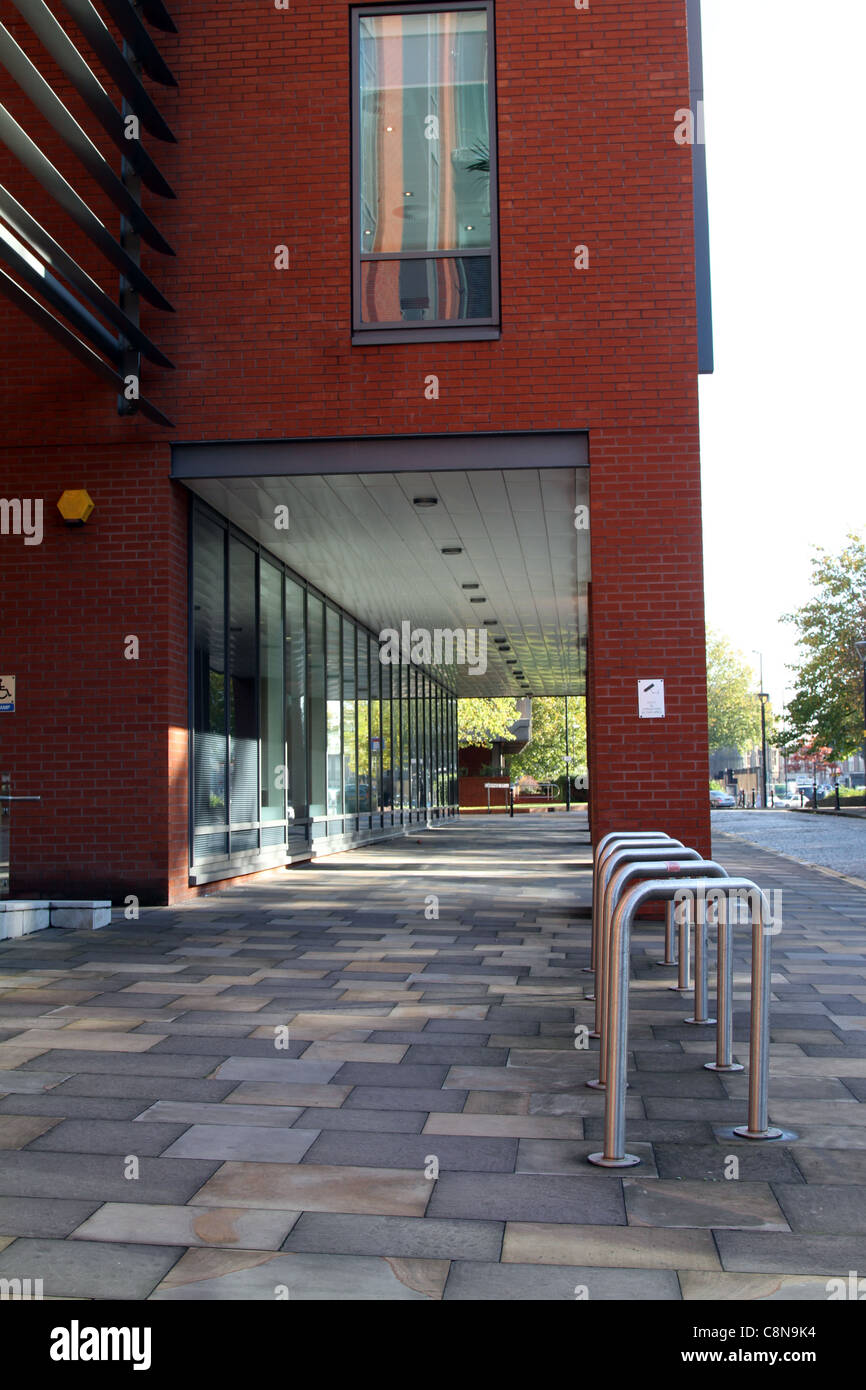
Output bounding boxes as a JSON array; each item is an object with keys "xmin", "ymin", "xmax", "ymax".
[{"xmin": 0, "ymin": 900, "xmax": 111, "ymax": 939}]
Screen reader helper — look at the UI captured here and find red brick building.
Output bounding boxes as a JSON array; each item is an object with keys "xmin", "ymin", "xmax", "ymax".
[{"xmin": 0, "ymin": 0, "xmax": 712, "ymax": 903}]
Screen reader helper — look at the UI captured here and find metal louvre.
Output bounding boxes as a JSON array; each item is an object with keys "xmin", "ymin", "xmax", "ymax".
[{"xmin": 0, "ymin": 0, "xmax": 177, "ymax": 425}]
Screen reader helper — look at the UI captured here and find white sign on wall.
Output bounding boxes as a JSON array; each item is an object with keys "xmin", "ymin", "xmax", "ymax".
[{"xmin": 638, "ymin": 679, "xmax": 665, "ymax": 719}]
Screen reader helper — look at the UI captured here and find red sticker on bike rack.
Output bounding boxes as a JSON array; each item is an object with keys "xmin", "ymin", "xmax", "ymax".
[{"xmin": 667, "ymin": 862, "xmax": 681, "ymax": 871}]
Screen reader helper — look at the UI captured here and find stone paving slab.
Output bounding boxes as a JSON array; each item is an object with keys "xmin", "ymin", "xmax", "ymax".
[
  {"xmin": 282, "ymin": 1212, "xmax": 503, "ymax": 1261},
  {"xmin": 0, "ymin": 1236, "xmax": 182, "ymax": 1299},
  {"xmin": 72, "ymin": 1203, "xmax": 301, "ymax": 1251},
  {"xmin": 0, "ymin": 1196, "xmax": 102, "ymax": 1239},
  {"xmin": 150, "ymin": 1248, "xmax": 449, "ymax": 1300},
  {"xmin": 0, "ymin": 1152, "xmax": 221, "ymax": 1205},
  {"xmin": 304, "ymin": 1130, "xmax": 518, "ymax": 1173},
  {"xmin": 135, "ymin": 1101, "xmax": 306, "ymax": 1128},
  {"xmin": 192, "ymin": 1162, "xmax": 432, "ymax": 1216},
  {"xmin": 622, "ymin": 1179, "xmax": 790, "ymax": 1230},
  {"xmin": 714, "ymin": 1230, "xmax": 866, "ymax": 1276},
  {"xmin": 441, "ymin": 1260, "xmax": 681, "ymax": 1300},
  {"xmin": 502, "ymin": 1222, "xmax": 720, "ymax": 1270},
  {"xmin": 0, "ymin": 1093, "xmax": 147, "ymax": 1120},
  {"xmin": 0, "ymin": 817, "xmax": 865, "ymax": 1299},
  {"xmin": 160, "ymin": 1125, "xmax": 319, "ymax": 1165},
  {"xmin": 27, "ymin": 1119, "xmax": 189, "ymax": 1157}
]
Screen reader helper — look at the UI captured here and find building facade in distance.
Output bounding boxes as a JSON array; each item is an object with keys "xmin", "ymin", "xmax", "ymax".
[{"xmin": 1, "ymin": 0, "xmax": 713, "ymax": 902}]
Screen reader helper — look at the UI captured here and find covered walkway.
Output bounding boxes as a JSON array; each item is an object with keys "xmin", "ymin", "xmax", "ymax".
[{"xmin": 0, "ymin": 815, "xmax": 865, "ymax": 1299}]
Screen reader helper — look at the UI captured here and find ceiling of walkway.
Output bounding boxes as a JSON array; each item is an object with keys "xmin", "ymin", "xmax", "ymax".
[{"xmin": 182, "ymin": 465, "xmax": 589, "ymax": 698}]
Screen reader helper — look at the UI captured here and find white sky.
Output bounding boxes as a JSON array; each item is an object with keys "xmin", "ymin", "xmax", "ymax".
[{"xmin": 698, "ymin": 0, "xmax": 866, "ymax": 709}]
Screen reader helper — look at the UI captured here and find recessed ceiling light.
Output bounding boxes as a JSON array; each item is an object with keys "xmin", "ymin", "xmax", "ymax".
[
  {"xmin": 386, "ymin": 126, "xmax": 394, "ymax": 131},
  {"xmin": 461, "ymin": 582, "xmax": 480, "ymax": 590},
  {"xmin": 466, "ymin": 224, "xmax": 474, "ymax": 230},
  {"xmin": 413, "ymin": 497, "xmax": 438, "ymax": 507},
  {"xmin": 441, "ymin": 546, "xmax": 462, "ymax": 555},
  {"xmin": 404, "ymin": 191, "xmax": 413, "ymax": 197}
]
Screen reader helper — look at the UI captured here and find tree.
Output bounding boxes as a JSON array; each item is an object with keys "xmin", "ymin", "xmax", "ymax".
[
  {"xmin": 706, "ymin": 629, "xmax": 762, "ymax": 754},
  {"xmin": 784, "ymin": 739, "xmax": 839, "ymax": 781},
  {"xmin": 457, "ymin": 697, "xmax": 521, "ymax": 749},
  {"xmin": 776, "ymin": 533, "xmax": 866, "ymax": 759},
  {"xmin": 507, "ymin": 697, "xmax": 586, "ymax": 782}
]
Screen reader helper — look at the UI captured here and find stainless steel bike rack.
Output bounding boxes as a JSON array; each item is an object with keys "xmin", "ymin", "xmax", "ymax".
[
  {"xmin": 587, "ymin": 842, "xmax": 695, "ymax": 1035},
  {"xmin": 703, "ymin": 884, "xmax": 743, "ymax": 1073},
  {"xmin": 586, "ymin": 833, "xmax": 676, "ymax": 982},
  {"xmin": 588, "ymin": 876, "xmax": 794, "ymax": 1168},
  {"xmin": 587, "ymin": 855, "xmax": 726, "ymax": 1089}
]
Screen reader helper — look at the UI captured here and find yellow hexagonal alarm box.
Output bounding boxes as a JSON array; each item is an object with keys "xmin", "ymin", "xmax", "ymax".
[{"xmin": 57, "ymin": 490, "xmax": 95, "ymax": 525}]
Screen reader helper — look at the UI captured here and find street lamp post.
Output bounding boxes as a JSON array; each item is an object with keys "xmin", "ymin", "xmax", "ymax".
[
  {"xmin": 855, "ymin": 641, "xmax": 866, "ymax": 797},
  {"xmin": 753, "ymin": 650, "xmax": 769, "ymax": 810},
  {"xmin": 758, "ymin": 693, "xmax": 769, "ymax": 810},
  {"xmin": 564, "ymin": 694, "xmax": 571, "ymax": 811}
]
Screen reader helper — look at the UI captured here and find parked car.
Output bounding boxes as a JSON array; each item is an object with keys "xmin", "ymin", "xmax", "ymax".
[{"xmin": 710, "ymin": 788, "xmax": 736, "ymax": 808}]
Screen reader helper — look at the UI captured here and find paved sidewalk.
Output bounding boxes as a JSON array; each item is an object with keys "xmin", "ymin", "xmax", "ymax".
[{"xmin": 0, "ymin": 816, "xmax": 864, "ymax": 1300}]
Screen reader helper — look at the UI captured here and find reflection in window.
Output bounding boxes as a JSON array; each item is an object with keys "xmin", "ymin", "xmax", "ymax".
[
  {"xmin": 260, "ymin": 561, "xmax": 285, "ymax": 825},
  {"xmin": 192, "ymin": 514, "xmax": 227, "ymax": 860},
  {"xmin": 361, "ymin": 635, "xmax": 376, "ymax": 817},
  {"xmin": 400, "ymin": 667, "xmax": 411, "ymax": 813},
  {"xmin": 409, "ymin": 667, "xmax": 419, "ymax": 809},
  {"xmin": 326, "ymin": 608, "xmax": 343, "ymax": 816},
  {"xmin": 229, "ymin": 540, "xmax": 258, "ymax": 839},
  {"xmin": 380, "ymin": 661, "xmax": 392, "ymax": 816},
  {"xmin": 359, "ymin": 256, "xmax": 491, "ymax": 324},
  {"xmin": 343, "ymin": 622, "xmax": 358, "ymax": 818},
  {"xmin": 286, "ymin": 579, "xmax": 307, "ymax": 828},
  {"xmin": 308, "ymin": 596, "xmax": 326, "ymax": 818},
  {"xmin": 357, "ymin": 6, "xmax": 495, "ymax": 329}
]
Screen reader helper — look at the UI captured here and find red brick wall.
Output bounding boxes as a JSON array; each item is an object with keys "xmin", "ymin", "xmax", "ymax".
[
  {"xmin": 1, "ymin": 0, "xmax": 711, "ymax": 899},
  {"xmin": 0, "ymin": 443, "xmax": 188, "ymax": 904}
]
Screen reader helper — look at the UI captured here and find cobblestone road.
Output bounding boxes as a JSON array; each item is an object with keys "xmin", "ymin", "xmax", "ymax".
[{"xmin": 713, "ymin": 810, "xmax": 866, "ymax": 883}]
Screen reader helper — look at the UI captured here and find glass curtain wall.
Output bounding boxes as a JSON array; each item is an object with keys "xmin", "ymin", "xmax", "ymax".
[{"xmin": 191, "ymin": 503, "xmax": 458, "ymax": 875}]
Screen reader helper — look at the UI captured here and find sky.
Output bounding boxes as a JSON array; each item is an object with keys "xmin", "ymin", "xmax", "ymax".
[{"xmin": 698, "ymin": 0, "xmax": 866, "ymax": 710}]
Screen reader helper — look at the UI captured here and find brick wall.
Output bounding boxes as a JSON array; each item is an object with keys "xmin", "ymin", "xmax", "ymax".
[{"xmin": 0, "ymin": 0, "xmax": 711, "ymax": 900}]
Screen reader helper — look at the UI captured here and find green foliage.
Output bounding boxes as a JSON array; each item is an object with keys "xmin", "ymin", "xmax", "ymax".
[
  {"xmin": 706, "ymin": 629, "xmax": 763, "ymax": 754},
  {"xmin": 507, "ymin": 697, "xmax": 586, "ymax": 782},
  {"xmin": 776, "ymin": 533, "xmax": 866, "ymax": 760},
  {"xmin": 457, "ymin": 697, "xmax": 521, "ymax": 749}
]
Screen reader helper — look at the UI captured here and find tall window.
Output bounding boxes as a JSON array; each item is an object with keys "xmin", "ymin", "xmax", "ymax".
[
  {"xmin": 260, "ymin": 559, "xmax": 285, "ymax": 834},
  {"xmin": 192, "ymin": 515, "xmax": 227, "ymax": 862},
  {"xmin": 343, "ymin": 622, "xmax": 358, "ymax": 820},
  {"xmin": 228, "ymin": 540, "xmax": 258, "ymax": 851},
  {"xmin": 326, "ymin": 608, "xmax": 343, "ymax": 817},
  {"xmin": 286, "ymin": 579, "xmax": 307, "ymax": 837},
  {"xmin": 353, "ymin": 3, "xmax": 498, "ymax": 339},
  {"xmin": 307, "ymin": 596, "xmax": 327, "ymax": 819}
]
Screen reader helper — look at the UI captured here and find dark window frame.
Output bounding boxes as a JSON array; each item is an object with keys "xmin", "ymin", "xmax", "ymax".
[{"xmin": 351, "ymin": 0, "xmax": 500, "ymax": 344}]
